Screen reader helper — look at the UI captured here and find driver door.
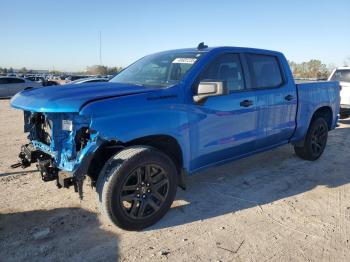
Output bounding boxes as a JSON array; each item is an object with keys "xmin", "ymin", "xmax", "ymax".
[{"xmin": 189, "ymin": 53, "xmax": 259, "ymax": 171}]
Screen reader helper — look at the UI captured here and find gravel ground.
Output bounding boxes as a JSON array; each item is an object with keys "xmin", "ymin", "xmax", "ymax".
[{"xmin": 1, "ymin": 99, "xmax": 350, "ymax": 261}]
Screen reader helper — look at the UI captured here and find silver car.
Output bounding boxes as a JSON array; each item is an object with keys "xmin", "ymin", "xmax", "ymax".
[
  {"xmin": 67, "ymin": 77, "xmax": 109, "ymax": 84},
  {"xmin": 0, "ymin": 77, "xmax": 42, "ymax": 98}
]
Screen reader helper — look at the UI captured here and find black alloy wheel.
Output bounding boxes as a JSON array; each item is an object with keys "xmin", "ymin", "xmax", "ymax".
[
  {"xmin": 96, "ymin": 146, "xmax": 178, "ymax": 230},
  {"xmin": 309, "ymin": 123, "xmax": 327, "ymax": 156},
  {"xmin": 294, "ymin": 117, "xmax": 328, "ymax": 161},
  {"xmin": 120, "ymin": 164, "xmax": 169, "ymax": 219}
]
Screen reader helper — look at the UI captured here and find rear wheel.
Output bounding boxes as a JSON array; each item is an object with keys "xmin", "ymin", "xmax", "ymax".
[
  {"xmin": 294, "ymin": 117, "xmax": 328, "ymax": 161},
  {"xmin": 96, "ymin": 146, "xmax": 178, "ymax": 230}
]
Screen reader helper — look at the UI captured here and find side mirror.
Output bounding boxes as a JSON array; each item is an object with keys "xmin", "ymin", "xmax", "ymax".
[{"xmin": 193, "ymin": 80, "xmax": 228, "ymax": 103}]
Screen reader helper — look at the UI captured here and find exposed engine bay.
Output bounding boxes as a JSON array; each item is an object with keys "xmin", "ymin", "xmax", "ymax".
[{"xmin": 12, "ymin": 111, "xmax": 93, "ymax": 197}]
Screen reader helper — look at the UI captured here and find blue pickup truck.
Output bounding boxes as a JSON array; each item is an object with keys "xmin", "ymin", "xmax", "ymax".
[{"xmin": 11, "ymin": 44, "xmax": 340, "ymax": 230}]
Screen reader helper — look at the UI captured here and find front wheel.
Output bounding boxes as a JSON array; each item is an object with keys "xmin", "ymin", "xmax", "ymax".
[
  {"xmin": 96, "ymin": 146, "xmax": 178, "ymax": 230},
  {"xmin": 294, "ymin": 117, "xmax": 328, "ymax": 161}
]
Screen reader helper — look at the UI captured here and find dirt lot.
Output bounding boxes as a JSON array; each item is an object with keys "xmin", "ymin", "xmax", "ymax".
[{"xmin": 1, "ymin": 99, "xmax": 350, "ymax": 262}]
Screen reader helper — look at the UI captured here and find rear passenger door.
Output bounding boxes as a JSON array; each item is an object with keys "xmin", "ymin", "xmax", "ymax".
[{"xmin": 245, "ymin": 53, "xmax": 297, "ymax": 148}]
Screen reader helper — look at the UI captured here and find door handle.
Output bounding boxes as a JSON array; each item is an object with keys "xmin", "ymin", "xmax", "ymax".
[
  {"xmin": 285, "ymin": 94, "xmax": 294, "ymax": 101},
  {"xmin": 240, "ymin": 99, "xmax": 253, "ymax": 107}
]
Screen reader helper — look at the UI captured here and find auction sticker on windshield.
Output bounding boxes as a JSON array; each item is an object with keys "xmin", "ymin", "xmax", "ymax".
[{"xmin": 172, "ymin": 58, "xmax": 197, "ymax": 64}]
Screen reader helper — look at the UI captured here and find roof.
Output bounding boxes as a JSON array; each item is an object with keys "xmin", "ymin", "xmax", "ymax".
[
  {"xmin": 156, "ymin": 46, "xmax": 284, "ymax": 56},
  {"xmin": 335, "ymin": 67, "xmax": 350, "ymax": 70}
]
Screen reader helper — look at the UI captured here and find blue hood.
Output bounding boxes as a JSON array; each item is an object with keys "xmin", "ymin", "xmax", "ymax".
[{"xmin": 10, "ymin": 82, "xmax": 156, "ymax": 113}]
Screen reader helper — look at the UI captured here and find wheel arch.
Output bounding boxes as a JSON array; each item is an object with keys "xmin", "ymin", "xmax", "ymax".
[
  {"xmin": 311, "ymin": 106, "xmax": 333, "ymax": 130},
  {"xmin": 125, "ymin": 135, "xmax": 183, "ymax": 173},
  {"xmin": 292, "ymin": 105, "xmax": 333, "ymax": 147},
  {"xmin": 87, "ymin": 134, "xmax": 186, "ymax": 189}
]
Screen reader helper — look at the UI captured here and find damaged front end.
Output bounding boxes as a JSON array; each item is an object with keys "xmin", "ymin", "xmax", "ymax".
[{"xmin": 12, "ymin": 111, "xmax": 99, "ymax": 198}]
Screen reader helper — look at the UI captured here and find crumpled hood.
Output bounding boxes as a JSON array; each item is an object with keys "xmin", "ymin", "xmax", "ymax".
[{"xmin": 10, "ymin": 82, "xmax": 157, "ymax": 112}]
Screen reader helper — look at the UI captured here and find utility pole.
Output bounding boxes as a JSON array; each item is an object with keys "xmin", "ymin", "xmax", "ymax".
[{"xmin": 99, "ymin": 31, "xmax": 102, "ymax": 65}]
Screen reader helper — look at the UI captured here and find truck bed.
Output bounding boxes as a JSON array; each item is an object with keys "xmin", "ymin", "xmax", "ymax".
[{"xmin": 291, "ymin": 81, "xmax": 340, "ymax": 143}]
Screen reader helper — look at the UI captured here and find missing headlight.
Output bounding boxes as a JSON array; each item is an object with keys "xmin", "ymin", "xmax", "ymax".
[{"xmin": 29, "ymin": 113, "xmax": 52, "ymax": 145}]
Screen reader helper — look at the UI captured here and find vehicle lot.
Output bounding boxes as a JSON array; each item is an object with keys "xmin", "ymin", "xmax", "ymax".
[{"xmin": 0, "ymin": 99, "xmax": 350, "ymax": 261}]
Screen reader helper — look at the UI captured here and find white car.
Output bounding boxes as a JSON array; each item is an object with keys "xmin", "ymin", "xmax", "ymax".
[
  {"xmin": 0, "ymin": 77, "xmax": 42, "ymax": 98},
  {"xmin": 328, "ymin": 67, "xmax": 350, "ymax": 118},
  {"xmin": 68, "ymin": 77, "xmax": 109, "ymax": 84}
]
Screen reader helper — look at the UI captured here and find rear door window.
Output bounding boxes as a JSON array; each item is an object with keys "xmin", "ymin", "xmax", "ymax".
[{"xmin": 246, "ymin": 54, "xmax": 284, "ymax": 89}]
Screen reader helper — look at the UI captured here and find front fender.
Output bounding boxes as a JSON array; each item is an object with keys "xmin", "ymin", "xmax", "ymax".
[{"xmin": 79, "ymin": 91, "xmax": 192, "ymax": 170}]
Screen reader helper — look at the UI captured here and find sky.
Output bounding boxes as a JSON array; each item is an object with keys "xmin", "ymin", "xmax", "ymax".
[{"xmin": 1, "ymin": 0, "xmax": 349, "ymax": 71}]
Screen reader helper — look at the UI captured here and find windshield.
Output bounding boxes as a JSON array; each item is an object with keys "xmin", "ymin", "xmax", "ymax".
[
  {"xmin": 110, "ymin": 51, "xmax": 205, "ymax": 87},
  {"xmin": 330, "ymin": 69, "xmax": 350, "ymax": 83}
]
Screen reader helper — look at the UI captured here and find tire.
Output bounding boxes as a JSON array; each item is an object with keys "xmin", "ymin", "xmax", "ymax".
[
  {"xmin": 96, "ymin": 146, "xmax": 178, "ymax": 230},
  {"xmin": 294, "ymin": 117, "xmax": 328, "ymax": 161}
]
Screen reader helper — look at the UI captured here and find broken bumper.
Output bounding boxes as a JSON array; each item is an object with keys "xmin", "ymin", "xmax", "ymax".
[{"xmin": 13, "ymin": 142, "xmax": 97, "ymax": 193}]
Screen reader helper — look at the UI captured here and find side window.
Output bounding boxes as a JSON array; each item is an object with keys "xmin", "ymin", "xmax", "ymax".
[
  {"xmin": 247, "ymin": 54, "xmax": 283, "ymax": 89},
  {"xmin": 200, "ymin": 54, "xmax": 245, "ymax": 92},
  {"xmin": 9, "ymin": 78, "xmax": 25, "ymax": 84}
]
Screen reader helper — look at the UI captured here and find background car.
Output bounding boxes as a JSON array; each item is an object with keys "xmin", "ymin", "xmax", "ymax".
[
  {"xmin": 328, "ymin": 67, "xmax": 350, "ymax": 118},
  {"xmin": 68, "ymin": 77, "xmax": 109, "ymax": 84},
  {"xmin": 25, "ymin": 75, "xmax": 45, "ymax": 83},
  {"xmin": 64, "ymin": 75, "xmax": 89, "ymax": 83},
  {"xmin": 0, "ymin": 76, "xmax": 42, "ymax": 98}
]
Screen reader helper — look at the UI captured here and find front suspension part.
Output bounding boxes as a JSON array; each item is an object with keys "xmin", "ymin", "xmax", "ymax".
[
  {"xmin": 11, "ymin": 143, "xmax": 40, "ymax": 169},
  {"xmin": 37, "ymin": 158, "xmax": 58, "ymax": 182}
]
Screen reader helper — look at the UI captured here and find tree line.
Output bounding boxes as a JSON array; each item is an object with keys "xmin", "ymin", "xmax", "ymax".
[
  {"xmin": 85, "ymin": 65, "xmax": 123, "ymax": 75},
  {"xmin": 288, "ymin": 60, "xmax": 330, "ymax": 79},
  {"xmin": 289, "ymin": 56, "xmax": 350, "ymax": 79},
  {"xmin": 0, "ymin": 67, "xmax": 16, "ymax": 74},
  {"xmin": 0, "ymin": 65, "xmax": 123, "ymax": 76}
]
